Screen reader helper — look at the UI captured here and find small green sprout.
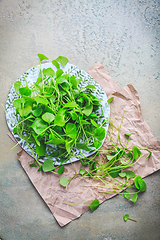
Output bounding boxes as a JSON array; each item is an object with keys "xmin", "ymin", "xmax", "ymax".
[
  {"xmin": 123, "ymin": 214, "xmax": 137, "ymax": 222},
  {"xmin": 63, "ymin": 199, "xmax": 99, "ymax": 212}
]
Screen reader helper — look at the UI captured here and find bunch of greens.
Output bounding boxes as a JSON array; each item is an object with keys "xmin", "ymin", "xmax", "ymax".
[{"xmin": 12, "ymin": 54, "xmax": 107, "ymax": 172}]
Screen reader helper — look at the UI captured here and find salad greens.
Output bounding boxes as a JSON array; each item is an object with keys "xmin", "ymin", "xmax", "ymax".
[
  {"xmin": 10, "ymin": 53, "xmax": 152, "ymax": 214},
  {"xmin": 12, "ymin": 54, "xmax": 107, "ymax": 172}
]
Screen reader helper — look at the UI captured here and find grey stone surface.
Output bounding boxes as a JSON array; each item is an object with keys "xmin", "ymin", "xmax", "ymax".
[{"xmin": 0, "ymin": 0, "xmax": 160, "ymax": 239}]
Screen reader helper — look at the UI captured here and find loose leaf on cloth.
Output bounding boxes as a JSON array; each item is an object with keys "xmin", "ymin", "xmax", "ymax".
[{"xmin": 8, "ymin": 62, "xmax": 160, "ymax": 227}]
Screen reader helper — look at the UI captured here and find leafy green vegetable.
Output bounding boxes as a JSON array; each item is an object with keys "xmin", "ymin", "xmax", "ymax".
[
  {"xmin": 79, "ymin": 168, "xmax": 86, "ymax": 176},
  {"xmin": 134, "ymin": 176, "xmax": 147, "ymax": 192},
  {"xmin": 11, "ymin": 54, "xmax": 152, "ymax": 213},
  {"xmin": 58, "ymin": 165, "xmax": 65, "ymax": 174},
  {"xmin": 55, "ymin": 56, "xmax": 69, "ymax": 67},
  {"xmin": 107, "ymin": 97, "xmax": 114, "ymax": 104},
  {"xmin": 60, "ymin": 176, "xmax": 69, "ymax": 187},
  {"xmin": 42, "ymin": 112, "xmax": 55, "ymax": 124},
  {"xmin": 119, "ymin": 170, "xmax": 135, "ymax": 181},
  {"xmin": 42, "ymin": 159, "xmax": 55, "ymax": 172},
  {"xmin": 38, "ymin": 53, "xmax": 49, "ymax": 62},
  {"xmin": 123, "ymin": 214, "xmax": 137, "ymax": 222},
  {"xmin": 62, "ymin": 198, "xmax": 99, "ymax": 212},
  {"xmin": 12, "ymin": 53, "xmax": 107, "ymax": 172},
  {"xmin": 29, "ymin": 162, "xmax": 37, "ymax": 167}
]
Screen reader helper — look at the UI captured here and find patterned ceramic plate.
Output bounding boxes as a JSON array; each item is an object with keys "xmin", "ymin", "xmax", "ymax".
[{"xmin": 6, "ymin": 63, "xmax": 110, "ymax": 165}]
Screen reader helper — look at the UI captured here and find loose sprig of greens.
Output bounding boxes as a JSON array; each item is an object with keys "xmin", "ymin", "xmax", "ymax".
[
  {"xmin": 63, "ymin": 199, "xmax": 100, "ymax": 212},
  {"xmin": 62, "ymin": 110, "xmax": 151, "ymax": 211},
  {"xmin": 12, "ymin": 54, "xmax": 107, "ymax": 173},
  {"xmin": 123, "ymin": 214, "xmax": 137, "ymax": 222}
]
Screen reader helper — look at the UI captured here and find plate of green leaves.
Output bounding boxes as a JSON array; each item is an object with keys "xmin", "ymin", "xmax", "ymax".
[{"xmin": 6, "ymin": 54, "xmax": 110, "ymax": 165}]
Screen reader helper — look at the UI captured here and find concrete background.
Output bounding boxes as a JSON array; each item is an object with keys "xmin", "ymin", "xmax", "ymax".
[{"xmin": 0, "ymin": 0, "xmax": 160, "ymax": 239}]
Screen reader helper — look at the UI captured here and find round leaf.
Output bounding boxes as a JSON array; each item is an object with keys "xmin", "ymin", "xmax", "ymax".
[
  {"xmin": 89, "ymin": 199, "xmax": 99, "ymax": 212},
  {"xmin": 58, "ymin": 165, "xmax": 65, "ymax": 174},
  {"xmin": 31, "ymin": 118, "xmax": 48, "ymax": 135},
  {"xmin": 124, "ymin": 214, "xmax": 129, "ymax": 222},
  {"xmin": 38, "ymin": 53, "xmax": 49, "ymax": 62},
  {"xmin": 42, "ymin": 159, "xmax": 55, "ymax": 172},
  {"xmin": 60, "ymin": 176, "xmax": 69, "ymax": 187},
  {"xmin": 66, "ymin": 123, "xmax": 77, "ymax": 139},
  {"xmin": 94, "ymin": 127, "xmax": 105, "ymax": 141},
  {"xmin": 42, "ymin": 112, "xmax": 55, "ymax": 124},
  {"xmin": 19, "ymin": 86, "xmax": 31, "ymax": 96}
]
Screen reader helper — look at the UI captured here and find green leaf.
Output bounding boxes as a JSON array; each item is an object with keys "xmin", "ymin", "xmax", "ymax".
[
  {"xmin": 125, "ymin": 133, "xmax": 131, "ymax": 138},
  {"xmin": 52, "ymin": 60, "xmax": 60, "ymax": 69},
  {"xmin": 32, "ymin": 106, "xmax": 43, "ymax": 117},
  {"xmin": 14, "ymin": 81, "xmax": 22, "ymax": 93},
  {"xmin": 123, "ymin": 190, "xmax": 130, "ymax": 199},
  {"xmin": 131, "ymin": 193, "xmax": 138, "ymax": 203},
  {"xmin": 132, "ymin": 146, "xmax": 142, "ymax": 160},
  {"xmin": 37, "ymin": 165, "xmax": 43, "ymax": 172},
  {"xmin": 139, "ymin": 180, "xmax": 147, "ymax": 192},
  {"xmin": 19, "ymin": 86, "xmax": 31, "ymax": 96},
  {"xmin": 82, "ymin": 104, "xmax": 93, "ymax": 116},
  {"xmin": 36, "ymin": 141, "xmax": 46, "ymax": 157},
  {"xmin": 106, "ymin": 155, "xmax": 115, "ymax": 161},
  {"xmin": 42, "ymin": 112, "xmax": 55, "ymax": 124},
  {"xmin": 69, "ymin": 76, "xmax": 82, "ymax": 89},
  {"xmin": 13, "ymin": 98, "xmax": 25, "ymax": 109},
  {"xmin": 80, "ymin": 120, "xmax": 90, "ymax": 125},
  {"xmin": 119, "ymin": 159, "xmax": 128, "ymax": 165},
  {"xmin": 90, "ymin": 113, "xmax": 98, "ymax": 118},
  {"xmin": 79, "ymin": 169, "xmax": 86, "ymax": 176},
  {"xmin": 54, "ymin": 110, "xmax": 66, "ymax": 127},
  {"xmin": 65, "ymin": 140, "xmax": 71, "ymax": 154},
  {"xmin": 94, "ymin": 140, "xmax": 102, "ymax": 149},
  {"xmin": 19, "ymin": 105, "xmax": 32, "ymax": 117},
  {"xmin": 42, "ymin": 159, "xmax": 55, "ymax": 172},
  {"xmin": 119, "ymin": 172, "xmax": 126, "ymax": 178},
  {"xmin": 56, "ymin": 69, "xmax": 64, "ymax": 78},
  {"xmin": 56, "ymin": 56, "xmax": 69, "ymax": 67},
  {"xmin": 66, "ymin": 123, "xmax": 77, "ymax": 139},
  {"xmin": 108, "ymin": 165, "xmax": 121, "ymax": 178},
  {"xmin": 76, "ymin": 143, "xmax": 91, "ymax": 152},
  {"xmin": 31, "ymin": 118, "xmax": 48, "ymax": 135},
  {"xmin": 63, "ymin": 102, "xmax": 78, "ymax": 108},
  {"xmin": 94, "ymin": 127, "xmax": 105, "ymax": 141},
  {"xmin": 123, "ymin": 214, "xmax": 137, "ymax": 222},
  {"xmin": 134, "ymin": 176, "xmax": 141, "ymax": 189},
  {"xmin": 70, "ymin": 111, "xmax": 78, "ymax": 121},
  {"xmin": 90, "ymin": 119, "xmax": 99, "ymax": 128},
  {"xmin": 60, "ymin": 176, "xmax": 69, "ymax": 187},
  {"xmin": 34, "ymin": 96, "xmax": 49, "ymax": 105},
  {"xmin": 43, "ymin": 67, "xmax": 55, "ymax": 77},
  {"xmin": 123, "ymin": 170, "xmax": 135, "ymax": 181},
  {"xmin": 107, "ymin": 97, "xmax": 114, "ymax": 104},
  {"xmin": 45, "ymin": 133, "xmax": 64, "ymax": 145},
  {"xmin": 38, "ymin": 53, "xmax": 49, "ymax": 62},
  {"xmin": 134, "ymin": 176, "xmax": 147, "ymax": 192},
  {"xmin": 32, "ymin": 132, "xmax": 41, "ymax": 146},
  {"xmin": 29, "ymin": 162, "xmax": 37, "ymax": 167},
  {"xmin": 58, "ymin": 165, "xmax": 65, "ymax": 174},
  {"xmin": 85, "ymin": 84, "xmax": 96, "ymax": 89},
  {"xmin": 123, "ymin": 214, "xmax": 129, "ymax": 222},
  {"xmin": 89, "ymin": 199, "xmax": 99, "ymax": 212}
]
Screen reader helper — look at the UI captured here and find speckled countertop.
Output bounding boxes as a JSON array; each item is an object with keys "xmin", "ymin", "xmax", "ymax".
[{"xmin": 0, "ymin": 1, "xmax": 160, "ymax": 240}]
